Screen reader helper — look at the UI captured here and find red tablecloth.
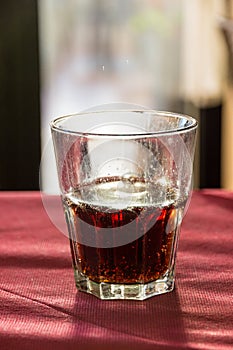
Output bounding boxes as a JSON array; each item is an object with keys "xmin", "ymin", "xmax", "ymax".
[{"xmin": 0, "ymin": 190, "xmax": 233, "ymax": 350}]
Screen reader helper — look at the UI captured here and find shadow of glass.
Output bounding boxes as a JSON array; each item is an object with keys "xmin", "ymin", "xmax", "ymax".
[{"xmin": 69, "ymin": 288, "xmax": 188, "ymax": 349}]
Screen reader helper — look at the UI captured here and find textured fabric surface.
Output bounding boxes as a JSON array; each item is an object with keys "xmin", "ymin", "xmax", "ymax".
[{"xmin": 0, "ymin": 190, "xmax": 232, "ymax": 350}]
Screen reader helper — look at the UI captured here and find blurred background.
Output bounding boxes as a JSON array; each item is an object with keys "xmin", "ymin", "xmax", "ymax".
[{"xmin": 0, "ymin": 0, "xmax": 233, "ymax": 191}]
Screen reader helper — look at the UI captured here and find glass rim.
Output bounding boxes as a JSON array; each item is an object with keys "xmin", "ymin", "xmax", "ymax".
[{"xmin": 50, "ymin": 109, "xmax": 198, "ymax": 138}]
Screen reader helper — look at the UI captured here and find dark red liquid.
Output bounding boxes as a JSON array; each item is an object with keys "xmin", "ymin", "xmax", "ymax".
[{"xmin": 67, "ymin": 200, "xmax": 178, "ymax": 284}]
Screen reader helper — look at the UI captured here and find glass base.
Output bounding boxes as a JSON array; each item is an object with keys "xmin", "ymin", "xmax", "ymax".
[{"xmin": 74, "ymin": 269, "xmax": 175, "ymax": 300}]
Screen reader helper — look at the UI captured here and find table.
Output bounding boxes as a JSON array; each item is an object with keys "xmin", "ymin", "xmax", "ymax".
[{"xmin": 0, "ymin": 190, "xmax": 232, "ymax": 350}]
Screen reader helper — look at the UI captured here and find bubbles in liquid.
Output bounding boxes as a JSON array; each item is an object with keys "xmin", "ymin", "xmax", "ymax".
[
  {"xmin": 67, "ymin": 175, "xmax": 178, "ymax": 212},
  {"xmin": 64, "ymin": 176, "xmax": 182, "ymax": 283}
]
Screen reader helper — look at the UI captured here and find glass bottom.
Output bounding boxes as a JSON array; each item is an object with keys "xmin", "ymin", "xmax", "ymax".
[{"xmin": 74, "ymin": 269, "xmax": 175, "ymax": 300}]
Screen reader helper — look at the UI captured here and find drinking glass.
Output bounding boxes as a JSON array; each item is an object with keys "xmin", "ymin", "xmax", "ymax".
[{"xmin": 50, "ymin": 109, "xmax": 197, "ymax": 300}]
